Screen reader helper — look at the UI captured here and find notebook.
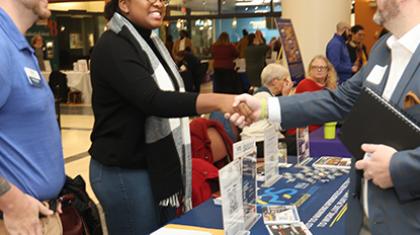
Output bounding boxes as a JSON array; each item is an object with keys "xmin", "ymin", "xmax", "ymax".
[{"xmin": 339, "ymin": 87, "xmax": 420, "ymax": 160}]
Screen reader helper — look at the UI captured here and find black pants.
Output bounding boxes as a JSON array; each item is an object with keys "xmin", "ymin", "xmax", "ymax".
[{"xmin": 213, "ymin": 68, "xmax": 242, "ymax": 94}]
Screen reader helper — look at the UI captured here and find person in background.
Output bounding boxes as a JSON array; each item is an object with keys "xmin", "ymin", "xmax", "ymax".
[
  {"xmin": 347, "ymin": 25, "xmax": 368, "ymax": 74},
  {"xmin": 230, "ymin": 0, "xmax": 420, "ymax": 233},
  {"xmin": 89, "ymin": 1, "xmax": 249, "ymax": 234},
  {"xmin": 269, "ymin": 36, "xmax": 282, "ymax": 59},
  {"xmin": 326, "ymin": 22, "xmax": 358, "ymax": 84},
  {"xmin": 178, "ymin": 47, "xmax": 205, "ymax": 93},
  {"xmin": 172, "ymin": 29, "xmax": 193, "ymax": 63},
  {"xmin": 245, "ymin": 31, "xmax": 270, "ymax": 89},
  {"xmin": 211, "ymin": 32, "xmax": 241, "ymax": 94},
  {"xmin": 164, "ymin": 34, "xmax": 173, "ymax": 57},
  {"xmin": 240, "ymin": 63, "xmax": 293, "ymax": 157},
  {"xmin": 31, "ymin": 34, "xmax": 46, "ymax": 71},
  {"xmin": 288, "ymin": 55, "xmax": 337, "ymax": 135},
  {"xmin": 295, "ymin": 55, "xmax": 337, "ymax": 94},
  {"xmin": 0, "ymin": 0, "xmax": 65, "ymax": 234},
  {"xmin": 255, "ymin": 29, "xmax": 266, "ymax": 44},
  {"xmin": 236, "ymin": 29, "xmax": 249, "ymax": 58}
]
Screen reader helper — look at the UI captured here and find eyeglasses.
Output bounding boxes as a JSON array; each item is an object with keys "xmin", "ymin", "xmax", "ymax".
[
  {"xmin": 146, "ymin": 0, "xmax": 170, "ymax": 6},
  {"xmin": 311, "ymin": 65, "xmax": 328, "ymax": 71}
]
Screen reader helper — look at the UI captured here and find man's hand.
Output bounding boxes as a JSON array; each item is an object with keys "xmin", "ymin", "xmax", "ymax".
[
  {"xmin": 225, "ymin": 94, "xmax": 262, "ymax": 127},
  {"xmin": 281, "ymin": 79, "xmax": 293, "ymax": 96},
  {"xmin": 2, "ymin": 186, "xmax": 53, "ymax": 235},
  {"xmin": 355, "ymin": 144, "xmax": 397, "ymax": 189}
]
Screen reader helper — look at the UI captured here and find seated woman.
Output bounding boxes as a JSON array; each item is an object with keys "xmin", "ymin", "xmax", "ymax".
[
  {"xmin": 240, "ymin": 64, "xmax": 293, "ymax": 157},
  {"xmin": 288, "ymin": 55, "xmax": 337, "ymax": 135}
]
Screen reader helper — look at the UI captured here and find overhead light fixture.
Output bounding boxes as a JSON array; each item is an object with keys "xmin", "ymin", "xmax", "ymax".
[{"xmin": 232, "ymin": 17, "xmax": 237, "ymax": 28}]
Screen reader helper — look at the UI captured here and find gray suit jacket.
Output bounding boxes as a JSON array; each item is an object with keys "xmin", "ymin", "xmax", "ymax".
[{"xmin": 278, "ymin": 34, "xmax": 420, "ymax": 235}]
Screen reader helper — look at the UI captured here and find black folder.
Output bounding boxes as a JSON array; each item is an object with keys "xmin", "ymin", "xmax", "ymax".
[{"xmin": 339, "ymin": 87, "xmax": 420, "ymax": 160}]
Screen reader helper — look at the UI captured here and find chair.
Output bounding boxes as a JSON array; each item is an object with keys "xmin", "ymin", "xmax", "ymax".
[
  {"xmin": 48, "ymin": 71, "xmax": 69, "ymax": 103},
  {"xmin": 189, "ymin": 118, "xmax": 234, "ymax": 207}
]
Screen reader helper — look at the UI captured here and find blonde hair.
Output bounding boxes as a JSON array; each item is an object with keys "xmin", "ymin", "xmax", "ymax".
[
  {"xmin": 261, "ymin": 64, "xmax": 289, "ymax": 86},
  {"xmin": 308, "ymin": 55, "xmax": 337, "ymax": 89}
]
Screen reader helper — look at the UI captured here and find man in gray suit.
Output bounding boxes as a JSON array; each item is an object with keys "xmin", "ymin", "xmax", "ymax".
[{"xmin": 228, "ymin": 0, "xmax": 420, "ymax": 234}]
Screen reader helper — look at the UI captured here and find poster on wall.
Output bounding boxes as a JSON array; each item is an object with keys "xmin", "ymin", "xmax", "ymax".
[
  {"xmin": 70, "ymin": 33, "xmax": 83, "ymax": 49},
  {"xmin": 275, "ymin": 18, "xmax": 305, "ymax": 84}
]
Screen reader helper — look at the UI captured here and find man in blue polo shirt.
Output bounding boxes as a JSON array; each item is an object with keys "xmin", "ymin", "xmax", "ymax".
[{"xmin": 0, "ymin": 0, "xmax": 65, "ymax": 234}]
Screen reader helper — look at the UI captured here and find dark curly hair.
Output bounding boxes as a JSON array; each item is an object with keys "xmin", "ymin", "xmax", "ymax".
[{"xmin": 104, "ymin": 0, "xmax": 120, "ymax": 20}]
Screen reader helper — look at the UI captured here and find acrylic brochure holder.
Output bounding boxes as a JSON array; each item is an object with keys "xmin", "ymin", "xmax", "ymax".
[
  {"xmin": 219, "ymin": 159, "xmax": 246, "ymax": 235},
  {"xmin": 296, "ymin": 126, "xmax": 312, "ymax": 165},
  {"xmin": 219, "ymin": 139, "xmax": 261, "ymax": 234},
  {"xmin": 262, "ymin": 127, "xmax": 281, "ymax": 187}
]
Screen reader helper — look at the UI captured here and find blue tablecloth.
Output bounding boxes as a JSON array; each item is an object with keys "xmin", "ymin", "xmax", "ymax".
[
  {"xmin": 172, "ymin": 165, "xmax": 349, "ymax": 235},
  {"xmin": 309, "ymin": 128, "xmax": 352, "ymax": 158}
]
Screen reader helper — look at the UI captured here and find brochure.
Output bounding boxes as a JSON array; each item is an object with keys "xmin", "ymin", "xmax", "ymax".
[
  {"xmin": 262, "ymin": 205, "xmax": 300, "ymax": 224},
  {"xmin": 266, "ymin": 222, "xmax": 312, "ymax": 235},
  {"xmin": 312, "ymin": 156, "xmax": 351, "ymax": 169}
]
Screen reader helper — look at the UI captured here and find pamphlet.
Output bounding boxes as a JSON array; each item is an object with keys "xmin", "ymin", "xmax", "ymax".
[
  {"xmin": 266, "ymin": 222, "xmax": 312, "ymax": 235},
  {"xmin": 219, "ymin": 159, "xmax": 245, "ymax": 235},
  {"xmin": 233, "ymin": 138, "xmax": 257, "ymax": 159},
  {"xmin": 242, "ymin": 155, "xmax": 260, "ymax": 230},
  {"xmin": 262, "ymin": 205, "xmax": 300, "ymax": 224},
  {"xmin": 262, "ymin": 127, "xmax": 281, "ymax": 187},
  {"xmin": 296, "ymin": 127, "xmax": 310, "ymax": 165},
  {"xmin": 312, "ymin": 156, "xmax": 351, "ymax": 169}
]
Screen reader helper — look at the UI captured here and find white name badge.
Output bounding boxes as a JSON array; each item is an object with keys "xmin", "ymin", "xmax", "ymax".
[
  {"xmin": 366, "ymin": 65, "xmax": 388, "ymax": 85},
  {"xmin": 24, "ymin": 67, "xmax": 42, "ymax": 87}
]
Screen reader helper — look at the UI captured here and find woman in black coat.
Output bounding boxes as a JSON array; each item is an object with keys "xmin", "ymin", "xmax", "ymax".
[{"xmin": 89, "ymin": 0, "xmax": 249, "ymax": 234}]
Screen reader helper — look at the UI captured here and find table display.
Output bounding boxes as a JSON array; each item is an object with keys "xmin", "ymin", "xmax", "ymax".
[
  {"xmin": 170, "ymin": 160, "xmax": 350, "ymax": 235},
  {"xmin": 42, "ymin": 71, "xmax": 92, "ymax": 104}
]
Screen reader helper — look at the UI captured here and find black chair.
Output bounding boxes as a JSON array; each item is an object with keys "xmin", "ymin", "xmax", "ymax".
[{"xmin": 48, "ymin": 71, "xmax": 69, "ymax": 103}]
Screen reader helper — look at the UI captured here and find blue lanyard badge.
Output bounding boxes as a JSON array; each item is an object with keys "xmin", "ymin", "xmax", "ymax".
[{"xmin": 24, "ymin": 67, "xmax": 42, "ymax": 87}]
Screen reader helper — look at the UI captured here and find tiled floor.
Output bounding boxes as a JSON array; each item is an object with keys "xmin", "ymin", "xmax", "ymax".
[{"xmin": 59, "ymin": 105, "xmax": 104, "ymax": 233}]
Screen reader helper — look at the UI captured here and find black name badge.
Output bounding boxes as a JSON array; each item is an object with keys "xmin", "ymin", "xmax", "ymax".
[{"xmin": 24, "ymin": 67, "xmax": 42, "ymax": 87}]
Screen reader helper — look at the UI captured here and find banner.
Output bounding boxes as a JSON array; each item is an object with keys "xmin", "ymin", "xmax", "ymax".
[{"xmin": 276, "ymin": 18, "xmax": 305, "ymax": 84}]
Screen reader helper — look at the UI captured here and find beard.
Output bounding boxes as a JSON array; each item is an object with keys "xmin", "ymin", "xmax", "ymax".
[{"xmin": 373, "ymin": 0, "xmax": 400, "ymax": 26}]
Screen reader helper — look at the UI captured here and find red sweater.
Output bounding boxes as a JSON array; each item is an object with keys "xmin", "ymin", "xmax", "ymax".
[
  {"xmin": 295, "ymin": 78, "xmax": 324, "ymax": 93},
  {"xmin": 211, "ymin": 44, "xmax": 238, "ymax": 70},
  {"xmin": 288, "ymin": 78, "xmax": 324, "ymax": 135}
]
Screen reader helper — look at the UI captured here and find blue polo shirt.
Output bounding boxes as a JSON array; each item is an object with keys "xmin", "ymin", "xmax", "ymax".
[{"xmin": 0, "ymin": 8, "xmax": 65, "ymax": 200}]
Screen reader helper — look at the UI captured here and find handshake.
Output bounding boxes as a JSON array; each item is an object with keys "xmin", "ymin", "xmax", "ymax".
[{"xmin": 222, "ymin": 94, "xmax": 266, "ymax": 128}]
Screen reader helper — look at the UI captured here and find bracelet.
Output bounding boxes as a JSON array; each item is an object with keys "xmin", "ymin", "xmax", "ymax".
[{"xmin": 259, "ymin": 98, "xmax": 268, "ymax": 120}]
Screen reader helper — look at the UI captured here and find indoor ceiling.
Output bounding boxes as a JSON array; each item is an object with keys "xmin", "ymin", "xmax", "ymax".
[{"xmin": 48, "ymin": 0, "xmax": 280, "ymax": 13}]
